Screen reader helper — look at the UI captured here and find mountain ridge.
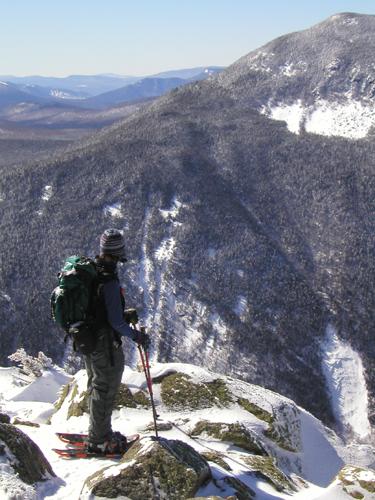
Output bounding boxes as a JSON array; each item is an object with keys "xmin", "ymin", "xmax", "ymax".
[{"xmin": 1, "ymin": 67, "xmax": 224, "ymax": 102}]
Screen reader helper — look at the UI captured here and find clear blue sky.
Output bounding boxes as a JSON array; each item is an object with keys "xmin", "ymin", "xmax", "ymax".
[{"xmin": 1, "ymin": 0, "xmax": 375, "ymax": 77}]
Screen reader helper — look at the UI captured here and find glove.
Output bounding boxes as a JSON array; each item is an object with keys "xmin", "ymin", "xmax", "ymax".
[
  {"xmin": 124, "ymin": 308, "xmax": 139, "ymax": 325},
  {"xmin": 132, "ymin": 327, "xmax": 151, "ymax": 350}
]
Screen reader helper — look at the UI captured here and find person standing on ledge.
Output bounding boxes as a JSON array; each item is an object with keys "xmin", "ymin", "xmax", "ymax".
[{"xmin": 85, "ymin": 228, "xmax": 150, "ymax": 454}]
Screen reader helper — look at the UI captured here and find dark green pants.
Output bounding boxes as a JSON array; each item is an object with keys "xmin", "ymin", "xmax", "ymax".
[{"xmin": 84, "ymin": 333, "xmax": 124, "ymax": 444}]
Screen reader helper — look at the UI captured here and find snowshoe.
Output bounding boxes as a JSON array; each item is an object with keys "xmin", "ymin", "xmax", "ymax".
[
  {"xmin": 56, "ymin": 432, "xmax": 88, "ymax": 447},
  {"xmin": 53, "ymin": 433, "xmax": 140, "ymax": 458}
]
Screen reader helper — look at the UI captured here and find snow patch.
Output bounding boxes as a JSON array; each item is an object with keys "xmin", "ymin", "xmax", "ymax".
[
  {"xmin": 247, "ymin": 51, "xmax": 274, "ymax": 73},
  {"xmin": 0, "ymin": 81, "xmax": 9, "ymax": 86},
  {"xmin": 138, "ymin": 207, "xmax": 154, "ymax": 330},
  {"xmin": 210, "ymin": 312, "xmax": 229, "ymax": 342},
  {"xmin": 342, "ymin": 17, "xmax": 359, "ymax": 26},
  {"xmin": 261, "ymin": 100, "xmax": 304, "ymax": 134},
  {"xmin": 262, "ymin": 99, "xmax": 375, "ymax": 139},
  {"xmin": 142, "ymin": 197, "xmax": 185, "ymax": 354},
  {"xmin": 155, "ymin": 237, "xmax": 176, "ymax": 263},
  {"xmin": 41, "ymin": 185, "xmax": 52, "ymax": 201},
  {"xmin": 305, "ymin": 100, "xmax": 375, "ymax": 139},
  {"xmin": 326, "ymin": 58, "xmax": 341, "ymax": 74},
  {"xmin": 11, "ymin": 368, "xmax": 71, "ymax": 404},
  {"xmin": 0, "ymin": 367, "xmax": 33, "ymax": 401},
  {"xmin": 280, "ymin": 63, "xmax": 298, "ymax": 77},
  {"xmin": 9, "ymin": 102, "xmax": 36, "ymax": 114},
  {"xmin": 321, "ymin": 324, "xmax": 371, "ymax": 440},
  {"xmin": 234, "ymin": 295, "xmax": 248, "ymax": 319},
  {"xmin": 103, "ymin": 202, "xmax": 124, "ymax": 218},
  {"xmin": 169, "ymin": 296, "xmax": 208, "ymax": 354},
  {"xmin": 159, "ymin": 197, "xmax": 184, "ymax": 221},
  {"xmin": 0, "ymin": 291, "xmax": 11, "ymax": 302},
  {"xmin": 50, "ymin": 89, "xmax": 82, "ymax": 100},
  {"xmin": 0, "ymin": 464, "xmax": 37, "ymax": 499},
  {"xmin": 279, "ymin": 62, "xmax": 307, "ymax": 77}
]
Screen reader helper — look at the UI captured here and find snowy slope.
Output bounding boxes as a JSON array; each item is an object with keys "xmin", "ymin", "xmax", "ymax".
[
  {"xmin": 261, "ymin": 99, "xmax": 375, "ymax": 139},
  {"xmin": 0, "ymin": 367, "xmax": 33, "ymax": 400},
  {"xmin": 0, "ymin": 362, "xmax": 374, "ymax": 499},
  {"xmin": 321, "ymin": 324, "xmax": 371, "ymax": 440}
]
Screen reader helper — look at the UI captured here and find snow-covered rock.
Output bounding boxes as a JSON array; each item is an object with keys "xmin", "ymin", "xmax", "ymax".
[
  {"xmin": 0, "ymin": 361, "xmax": 374, "ymax": 498},
  {"xmin": 310, "ymin": 465, "xmax": 375, "ymax": 499},
  {"xmin": 81, "ymin": 437, "xmax": 211, "ymax": 499},
  {"xmin": 0, "ymin": 422, "xmax": 55, "ymax": 496},
  {"xmin": 335, "ymin": 465, "xmax": 375, "ymax": 499}
]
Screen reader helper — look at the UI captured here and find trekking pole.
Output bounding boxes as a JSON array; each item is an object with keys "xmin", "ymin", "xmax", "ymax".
[
  {"xmin": 137, "ymin": 344, "xmax": 159, "ymax": 439},
  {"xmin": 133, "ymin": 325, "xmax": 159, "ymax": 440},
  {"xmin": 144, "ymin": 348, "xmax": 153, "ymax": 396}
]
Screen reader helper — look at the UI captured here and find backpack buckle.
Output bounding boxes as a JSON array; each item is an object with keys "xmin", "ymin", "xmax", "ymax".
[{"xmin": 69, "ymin": 321, "xmax": 85, "ymax": 334}]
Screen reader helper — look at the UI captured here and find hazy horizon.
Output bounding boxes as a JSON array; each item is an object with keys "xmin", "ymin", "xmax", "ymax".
[
  {"xmin": 1, "ymin": 0, "xmax": 375, "ymax": 77},
  {"xmin": 0, "ymin": 66, "xmax": 225, "ymax": 79}
]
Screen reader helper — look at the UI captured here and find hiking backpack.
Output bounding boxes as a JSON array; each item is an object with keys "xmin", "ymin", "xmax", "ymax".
[{"xmin": 51, "ymin": 256, "xmax": 98, "ymax": 354}]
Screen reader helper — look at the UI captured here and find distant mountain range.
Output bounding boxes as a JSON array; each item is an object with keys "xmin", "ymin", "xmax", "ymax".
[
  {"xmin": 0, "ymin": 67, "xmax": 224, "ymax": 102},
  {"xmin": 0, "ymin": 74, "xmax": 140, "ymax": 99},
  {"xmin": 0, "ymin": 67, "xmax": 223, "ymax": 141},
  {"xmin": 0, "ymin": 81, "xmax": 53, "ymax": 108},
  {"xmin": 76, "ymin": 70, "xmax": 222, "ymax": 109}
]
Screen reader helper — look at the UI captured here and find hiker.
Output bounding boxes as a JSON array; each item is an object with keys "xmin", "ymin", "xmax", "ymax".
[{"xmin": 84, "ymin": 228, "xmax": 150, "ymax": 454}]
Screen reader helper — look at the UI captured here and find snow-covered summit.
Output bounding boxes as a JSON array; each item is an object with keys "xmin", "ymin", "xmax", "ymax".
[{"xmin": 216, "ymin": 12, "xmax": 375, "ymax": 139}]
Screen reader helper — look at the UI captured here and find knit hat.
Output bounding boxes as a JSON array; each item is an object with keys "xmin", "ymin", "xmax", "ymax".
[{"xmin": 99, "ymin": 229, "xmax": 127, "ymax": 260}]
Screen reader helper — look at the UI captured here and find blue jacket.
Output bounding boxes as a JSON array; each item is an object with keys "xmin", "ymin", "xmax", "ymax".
[{"xmin": 102, "ymin": 279, "xmax": 134, "ymax": 340}]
